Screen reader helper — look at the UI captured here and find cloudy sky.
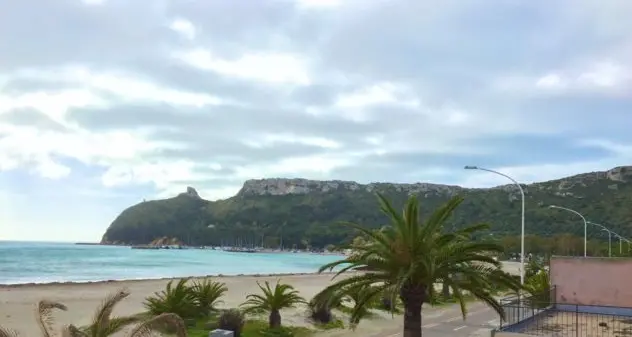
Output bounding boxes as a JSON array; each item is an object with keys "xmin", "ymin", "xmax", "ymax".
[{"xmin": 1, "ymin": 0, "xmax": 631, "ymax": 242}]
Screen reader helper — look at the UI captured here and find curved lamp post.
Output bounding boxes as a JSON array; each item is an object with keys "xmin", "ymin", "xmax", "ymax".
[
  {"xmin": 613, "ymin": 232, "xmax": 628, "ymax": 255},
  {"xmin": 464, "ymin": 166, "xmax": 525, "ymax": 285},
  {"xmin": 549, "ymin": 205, "xmax": 587, "ymax": 257},
  {"xmin": 587, "ymin": 221, "xmax": 612, "ymax": 257}
]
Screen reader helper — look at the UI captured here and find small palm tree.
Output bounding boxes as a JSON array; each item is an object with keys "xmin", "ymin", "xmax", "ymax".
[
  {"xmin": 64, "ymin": 289, "xmax": 187, "ymax": 337},
  {"xmin": 315, "ymin": 194, "xmax": 521, "ymax": 337},
  {"xmin": 308, "ymin": 288, "xmax": 344, "ymax": 324},
  {"xmin": 0, "ymin": 300, "xmax": 68, "ymax": 337},
  {"xmin": 190, "ymin": 279, "xmax": 228, "ymax": 315},
  {"xmin": 524, "ymin": 269, "xmax": 551, "ymax": 309},
  {"xmin": 144, "ymin": 279, "xmax": 197, "ymax": 319},
  {"xmin": 339, "ymin": 286, "xmax": 377, "ymax": 326},
  {"xmin": 240, "ymin": 280, "xmax": 307, "ymax": 329}
]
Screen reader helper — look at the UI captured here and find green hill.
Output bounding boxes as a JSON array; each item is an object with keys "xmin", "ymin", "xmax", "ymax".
[{"xmin": 101, "ymin": 166, "xmax": 632, "ymax": 253}]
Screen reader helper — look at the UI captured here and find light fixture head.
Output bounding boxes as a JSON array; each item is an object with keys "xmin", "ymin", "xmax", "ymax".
[{"xmin": 464, "ymin": 165, "xmax": 478, "ymax": 170}]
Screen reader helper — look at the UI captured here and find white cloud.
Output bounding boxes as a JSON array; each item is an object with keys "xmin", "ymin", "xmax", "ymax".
[
  {"xmin": 507, "ymin": 60, "xmax": 632, "ymax": 96},
  {"xmin": 296, "ymin": 0, "xmax": 343, "ymax": 10},
  {"xmin": 172, "ymin": 49, "xmax": 311, "ymax": 85},
  {"xmin": 535, "ymin": 74, "xmax": 567, "ymax": 90},
  {"xmin": 169, "ymin": 18, "xmax": 196, "ymax": 40},
  {"xmin": 243, "ymin": 133, "xmax": 341, "ymax": 149},
  {"xmin": 10, "ymin": 66, "xmax": 223, "ymax": 106}
]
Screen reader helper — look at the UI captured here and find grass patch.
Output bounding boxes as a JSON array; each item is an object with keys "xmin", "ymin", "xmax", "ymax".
[
  {"xmin": 313, "ymin": 319, "xmax": 345, "ymax": 330},
  {"xmin": 187, "ymin": 318, "xmax": 313, "ymax": 337}
]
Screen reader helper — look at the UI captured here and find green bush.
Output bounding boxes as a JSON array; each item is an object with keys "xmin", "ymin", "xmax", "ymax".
[
  {"xmin": 260, "ymin": 326, "xmax": 296, "ymax": 337},
  {"xmin": 218, "ymin": 308, "xmax": 246, "ymax": 337},
  {"xmin": 144, "ymin": 278, "xmax": 198, "ymax": 319}
]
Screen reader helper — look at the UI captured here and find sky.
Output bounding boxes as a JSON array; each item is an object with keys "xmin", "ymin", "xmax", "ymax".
[{"xmin": 1, "ymin": 0, "xmax": 632, "ymax": 242}]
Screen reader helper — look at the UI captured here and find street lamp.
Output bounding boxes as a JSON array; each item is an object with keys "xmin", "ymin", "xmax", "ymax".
[
  {"xmin": 464, "ymin": 165, "xmax": 526, "ymax": 285},
  {"xmin": 587, "ymin": 221, "xmax": 612, "ymax": 257},
  {"xmin": 613, "ymin": 233, "xmax": 627, "ymax": 255},
  {"xmin": 549, "ymin": 205, "xmax": 587, "ymax": 257}
]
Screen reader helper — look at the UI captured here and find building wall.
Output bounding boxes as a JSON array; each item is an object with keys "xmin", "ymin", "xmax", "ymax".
[{"xmin": 550, "ymin": 256, "xmax": 632, "ymax": 307}]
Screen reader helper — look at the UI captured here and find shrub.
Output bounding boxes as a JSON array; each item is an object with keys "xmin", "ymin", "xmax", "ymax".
[
  {"xmin": 190, "ymin": 279, "xmax": 228, "ymax": 315},
  {"xmin": 260, "ymin": 326, "xmax": 296, "ymax": 337},
  {"xmin": 308, "ymin": 289, "xmax": 343, "ymax": 324},
  {"xmin": 217, "ymin": 309, "xmax": 245, "ymax": 337},
  {"xmin": 144, "ymin": 278, "xmax": 197, "ymax": 319},
  {"xmin": 308, "ymin": 300, "xmax": 333, "ymax": 324}
]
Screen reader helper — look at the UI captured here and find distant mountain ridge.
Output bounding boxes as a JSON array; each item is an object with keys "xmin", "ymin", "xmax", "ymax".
[
  {"xmin": 237, "ymin": 166, "xmax": 632, "ymax": 196},
  {"xmin": 237, "ymin": 178, "xmax": 463, "ymax": 197},
  {"xmin": 101, "ymin": 166, "xmax": 632, "ymax": 248}
]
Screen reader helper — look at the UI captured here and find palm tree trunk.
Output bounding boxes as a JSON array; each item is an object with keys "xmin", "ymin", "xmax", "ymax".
[
  {"xmin": 402, "ymin": 300, "xmax": 423, "ymax": 337},
  {"xmin": 401, "ymin": 285, "xmax": 426, "ymax": 337},
  {"xmin": 442, "ymin": 280, "xmax": 450, "ymax": 299},
  {"xmin": 269, "ymin": 309, "xmax": 281, "ymax": 328}
]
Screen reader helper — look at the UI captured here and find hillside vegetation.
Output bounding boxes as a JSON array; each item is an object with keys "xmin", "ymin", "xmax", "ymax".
[{"xmin": 101, "ymin": 166, "xmax": 632, "ymax": 254}]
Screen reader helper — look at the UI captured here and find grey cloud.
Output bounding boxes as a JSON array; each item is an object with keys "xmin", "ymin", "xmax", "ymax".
[
  {"xmin": 1, "ymin": 78, "xmax": 76, "ymax": 94},
  {"xmin": 0, "ymin": 0, "xmax": 182, "ymax": 71},
  {"xmin": 152, "ymin": 133, "xmax": 332, "ymax": 164},
  {"xmin": 0, "ymin": 108, "xmax": 67, "ymax": 131},
  {"xmin": 287, "ymin": 84, "xmax": 342, "ymax": 107},
  {"xmin": 66, "ymin": 104, "xmax": 380, "ymax": 141}
]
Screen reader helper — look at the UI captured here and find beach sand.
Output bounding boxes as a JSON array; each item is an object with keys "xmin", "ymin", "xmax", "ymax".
[
  {"xmin": 0, "ymin": 272, "xmax": 402, "ymax": 336},
  {"xmin": 0, "ymin": 261, "xmax": 521, "ymax": 336}
]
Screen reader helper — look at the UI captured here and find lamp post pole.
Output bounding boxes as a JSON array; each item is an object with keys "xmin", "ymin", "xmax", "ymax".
[
  {"xmin": 614, "ymin": 233, "xmax": 624, "ymax": 255},
  {"xmin": 549, "ymin": 205, "xmax": 587, "ymax": 257},
  {"xmin": 588, "ymin": 222, "xmax": 612, "ymax": 257},
  {"xmin": 465, "ymin": 166, "xmax": 525, "ymax": 285}
]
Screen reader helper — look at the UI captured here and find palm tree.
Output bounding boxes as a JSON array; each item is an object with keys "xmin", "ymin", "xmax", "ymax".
[
  {"xmin": 315, "ymin": 194, "xmax": 521, "ymax": 337},
  {"xmin": 191, "ymin": 279, "xmax": 228, "ymax": 315},
  {"xmin": 523, "ymin": 269, "xmax": 551, "ymax": 309},
  {"xmin": 0, "ymin": 300, "xmax": 68, "ymax": 337},
  {"xmin": 63, "ymin": 289, "xmax": 187, "ymax": 337},
  {"xmin": 240, "ymin": 280, "xmax": 307, "ymax": 329}
]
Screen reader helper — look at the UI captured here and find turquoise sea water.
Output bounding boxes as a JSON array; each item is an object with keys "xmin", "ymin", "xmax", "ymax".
[{"xmin": 0, "ymin": 241, "xmax": 344, "ymax": 285}]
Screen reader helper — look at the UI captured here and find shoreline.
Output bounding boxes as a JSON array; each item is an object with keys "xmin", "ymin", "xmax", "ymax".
[{"xmin": 0, "ymin": 270, "xmax": 345, "ymax": 289}]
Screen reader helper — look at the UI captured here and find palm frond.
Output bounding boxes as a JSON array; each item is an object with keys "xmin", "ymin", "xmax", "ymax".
[
  {"xmin": 127, "ymin": 313, "xmax": 186, "ymax": 337},
  {"xmin": 61, "ymin": 325, "xmax": 88, "ymax": 337},
  {"xmin": 91, "ymin": 289, "xmax": 130, "ymax": 333},
  {"xmin": 0, "ymin": 327, "xmax": 20, "ymax": 337},
  {"xmin": 420, "ymin": 195, "xmax": 463, "ymax": 240},
  {"xmin": 37, "ymin": 300, "xmax": 68, "ymax": 337},
  {"xmin": 96, "ymin": 316, "xmax": 144, "ymax": 337}
]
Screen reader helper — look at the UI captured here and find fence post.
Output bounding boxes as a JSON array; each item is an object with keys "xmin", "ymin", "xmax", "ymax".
[{"xmin": 575, "ymin": 304, "xmax": 579, "ymax": 337}]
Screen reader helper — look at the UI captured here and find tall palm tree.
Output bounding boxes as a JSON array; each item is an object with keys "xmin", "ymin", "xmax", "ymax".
[
  {"xmin": 241, "ymin": 280, "xmax": 307, "ymax": 329},
  {"xmin": 315, "ymin": 194, "xmax": 521, "ymax": 337},
  {"xmin": 63, "ymin": 289, "xmax": 187, "ymax": 337},
  {"xmin": 0, "ymin": 300, "xmax": 68, "ymax": 337}
]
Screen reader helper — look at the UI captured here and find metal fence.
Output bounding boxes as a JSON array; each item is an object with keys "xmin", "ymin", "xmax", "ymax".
[
  {"xmin": 500, "ymin": 287, "xmax": 632, "ymax": 336},
  {"xmin": 500, "ymin": 286, "xmax": 557, "ymax": 328}
]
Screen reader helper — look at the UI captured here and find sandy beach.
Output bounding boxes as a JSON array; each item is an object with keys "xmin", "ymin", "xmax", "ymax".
[
  {"xmin": 0, "ymin": 272, "xmax": 402, "ymax": 336},
  {"xmin": 0, "ymin": 262, "xmax": 521, "ymax": 336}
]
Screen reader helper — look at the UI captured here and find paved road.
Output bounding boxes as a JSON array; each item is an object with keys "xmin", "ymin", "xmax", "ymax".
[{"xmin": 374, "ymin": 302, "xmax": 501, "ymax": 337}]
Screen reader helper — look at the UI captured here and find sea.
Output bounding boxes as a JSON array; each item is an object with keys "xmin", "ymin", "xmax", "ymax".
[{"xmin": 0, "ymin": 241, "xmax": 344, "ymax": 285}]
